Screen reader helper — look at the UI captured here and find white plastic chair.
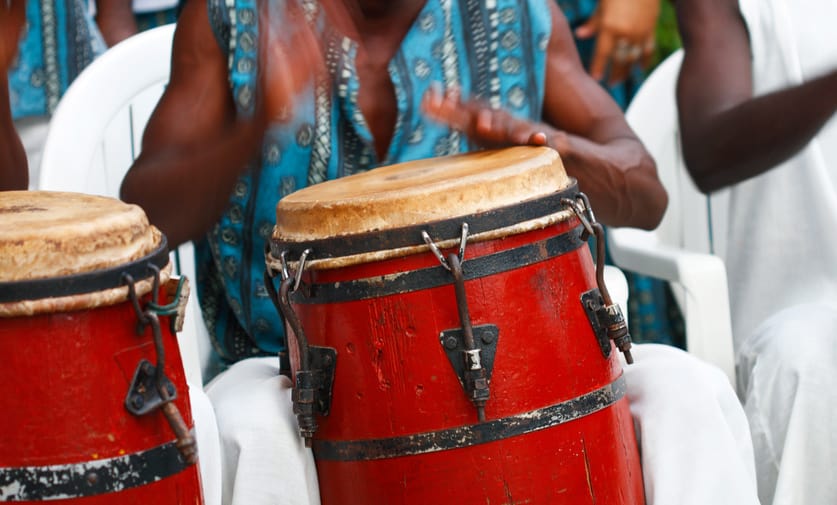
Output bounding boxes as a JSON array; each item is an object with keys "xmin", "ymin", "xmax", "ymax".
[
  {"xmin": 38, "ymin": 25, "xmax": 222, "ymax": 505},
  {"xmin": 38, "ymin": 24, "xmax": 213, "ymax": 388},
  {"xmin": 608, "ymin": 50, "xmax": 736, "ymax": 384}
]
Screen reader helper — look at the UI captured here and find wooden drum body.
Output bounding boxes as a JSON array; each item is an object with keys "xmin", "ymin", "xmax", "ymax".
[
  {"xmin": 268, "ymin": 148, "xmax": 644, "ymax": 504},
  {"xmin": 0, "ymin": 192, "xmax": 203, "ymax": 504}
]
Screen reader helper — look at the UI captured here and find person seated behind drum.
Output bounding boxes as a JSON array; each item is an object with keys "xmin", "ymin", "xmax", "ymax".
[
  {"xmin": 0, "ymin": 0, "xmax": 26, "ymax": 191},
  {"xmin": 674, "ymin": 1, "xmax": 837, "ymax": 504},
  {"xmin": 121, "ymin": 1, "xmax": 759, "ymax": 503},
  {"xmin": 6, "ymin": 0, "xmax": 109, "ymax": 190}
]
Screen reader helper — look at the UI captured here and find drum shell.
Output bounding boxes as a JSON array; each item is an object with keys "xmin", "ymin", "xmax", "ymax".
[
  {"xmin": 0, "ymin": 288, "xmax": 203, "ymax": 504},
  {"xmin": 287, "ymin": 216, "xmax": 645, "ymax": 504}
]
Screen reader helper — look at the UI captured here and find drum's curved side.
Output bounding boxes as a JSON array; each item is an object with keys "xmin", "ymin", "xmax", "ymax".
[
  {"xmin": 0, "ymin": 192, "xmax": 204, "ymax": 503},
  {"xmin": 286, "ymin": 218, "xmax": 644, "ymax": 504}
]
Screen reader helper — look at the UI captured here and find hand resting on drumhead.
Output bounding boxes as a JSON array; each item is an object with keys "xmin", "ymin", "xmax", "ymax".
[
  {"xmin": 0, "ymin": 0, "xmax": 28, "ymax": 191},
  {"xmin": 422, "ymin": 85, "xmax": 552, "ymax": 149},
  {"xmin": 423, "ymin": 2, "xmax": 667, "ymax": 231}
]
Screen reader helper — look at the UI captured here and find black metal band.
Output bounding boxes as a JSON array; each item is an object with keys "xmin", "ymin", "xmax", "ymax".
[
  {"xmin": 0, "ymin": 436, "xmax": 192, "ymax": 500},
  {"xmin": 314, "ymin": 375, "xmax": 626, "ymax": 462},
  {"xmin": 292, "ymin": 224, "xmax": 585, "ymax": 304},
  {"xmin": 0, "ymin": 237, "xmax": 170, "ymax": 304},
  {"xmin": 272, "ymin": 184, "xmax": 579, "ymax": 260}
]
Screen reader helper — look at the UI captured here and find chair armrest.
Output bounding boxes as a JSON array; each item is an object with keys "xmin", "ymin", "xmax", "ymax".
[{"xmin": 608, "ymin": 228, "xmax": 736, "ymax": 384}]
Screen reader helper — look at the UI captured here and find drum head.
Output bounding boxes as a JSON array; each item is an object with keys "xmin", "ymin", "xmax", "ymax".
[
  {"xmin": 0, "ymin": 191, "xmax": 162, "ymax": 282},
  {"xmin": 273, "ymin": 147, "xmax": 570, "ymax": 243}
]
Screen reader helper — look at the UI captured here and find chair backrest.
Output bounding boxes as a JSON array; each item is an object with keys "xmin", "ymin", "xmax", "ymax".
[
  {"xmin": 39, "ymin": 24, "xmax": 212, "ymax": 386},
  {"xmin": 612, "ymin": 49, "xmax": 736, "ymax": 382},
  {"xmin": 40, "ymin": 25, "xmax": 173, "ymax": 195},
  {"xmin": 625, "ymin": 50, "xmax": 730, "ymax": 257}
]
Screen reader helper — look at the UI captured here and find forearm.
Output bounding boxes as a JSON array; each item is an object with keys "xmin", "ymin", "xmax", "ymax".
[
  {"xmin": 95, "ymin": 0, "xmax": 137, "ymax": 46},
  {"xmin": 681, "ymin": 69, "xmax": 837, "ymax": 193},
  {"xmin": 552, "ymin": 132, "xmax": 667, "ymax": 230},
  {"xmin": 121, "ymin": 118, "xmax": 266, "ymax": 247},
  {"xmin": 0, "ymin": 77, "xmax": 27, "ymax": 191}
]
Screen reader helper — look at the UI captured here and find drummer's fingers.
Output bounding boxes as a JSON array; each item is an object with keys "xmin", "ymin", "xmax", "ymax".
[
  {"xmin": 474, "ymin": 108, "xmax": 517, "ymax": 146},
  {"xmin": 607, "ymin": 59, "xmax": 632, "ymax": 87},
  {"xmin": 589, "ymin": 30, "xmax": 615, "ymax": 82},
  {"xmin": 527, "ymin": 131, "xmax": 549, "ymax": 147}
]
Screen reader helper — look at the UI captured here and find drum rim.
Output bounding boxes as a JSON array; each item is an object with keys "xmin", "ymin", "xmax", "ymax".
[
  {"xmin": 271, "ymin": 181, "xmax": 580, "ymax": 261},
  {"xmin": 0, "ymin": 236, "xmax": 170, "ymax": 304}
]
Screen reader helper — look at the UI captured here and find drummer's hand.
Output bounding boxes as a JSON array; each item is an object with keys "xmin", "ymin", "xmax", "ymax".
[
  {"xmin": 422, "ymin": 85, "xmax": 563, "ymax": 150},
  {"xmin": 259, "ymin": 0, "xmax": 326, "ymax": 124},
  {"xmin": 575, "ymin": 0, "xmax": 660, "ymax": 85},
  {"xmin": 0, "ymin": 0, "xmax": 26, "ymax": 71}
]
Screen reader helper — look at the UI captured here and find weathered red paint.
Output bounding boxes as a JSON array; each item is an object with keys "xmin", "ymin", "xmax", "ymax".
[
  {"xmin": 0, "ymin": 288, "xmax": 203, "ymax": 504},
  {"xmin": 289, "ymin": 216, "xmax": 645, "ymax": 504}
]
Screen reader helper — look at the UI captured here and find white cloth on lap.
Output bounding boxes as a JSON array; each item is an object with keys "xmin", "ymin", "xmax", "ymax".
[
  {"xmin": 205, "ymin": 344, "xmax": 759, "ymax": 505},
  {"xmin": 206, "ymin": 357, "xmax": 321, "ymax": 505},
  {"xmin": 625, "ymin": 344, "xmax": 759, "ymax": 505}
]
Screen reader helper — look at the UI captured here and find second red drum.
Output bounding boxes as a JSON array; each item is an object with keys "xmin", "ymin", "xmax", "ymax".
[{"xmin": 267, "ymin": 147, "xmax": 645, "ymax": 505}]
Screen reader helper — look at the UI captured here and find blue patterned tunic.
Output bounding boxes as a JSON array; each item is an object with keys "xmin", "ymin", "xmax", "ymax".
[
  {"xmin": 200, "ymin": 0, "xmax": 552, "ymax": 366},
  {"xmin": 8, "ymin": 0, "xmax": 105, "ymax": 119}
]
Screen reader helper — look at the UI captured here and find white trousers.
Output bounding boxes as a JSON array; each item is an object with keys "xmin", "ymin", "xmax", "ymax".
[
  {"xmin": 737, "ymin": 303, "xmax": 837, "ymax": 505},
  {"xmin": 206, "ymin": 344, "xmax": 760, "ymax": 505}
]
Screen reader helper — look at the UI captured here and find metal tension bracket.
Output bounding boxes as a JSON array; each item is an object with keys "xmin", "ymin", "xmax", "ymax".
[
  {"xmin": 125, "ymin": 359, "xmax": 178, "ymax": 416},
  {"xmin": 424, "ymin": 223, "xmax": 497, "ymax": 422},
  {"xmin": 439, "ymin": 323, "xmax": 500, "ymax": 413},
  {"xmin": 581, "ymin": 288, "xmax": 631, "ymax": 361},
  {"xmin": 265, "ymin": 248, "xmax": 338, "ymax": 447},
  {"xmin": 563, "ymin": 194, "xmax": 634, "ymax": 364},
  {"xmin": 292, "ymin": 345, "xmax": 338, "ymax": 419}
]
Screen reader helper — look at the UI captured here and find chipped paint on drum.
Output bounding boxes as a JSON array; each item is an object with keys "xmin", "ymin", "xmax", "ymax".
[{"xmin": 0, "ymin": 290, "xmax": 203, "ymax": 504}]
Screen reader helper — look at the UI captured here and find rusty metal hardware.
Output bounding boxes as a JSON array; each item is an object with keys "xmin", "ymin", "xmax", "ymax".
[
  {"xmin": 265, "ymin": 249, "xmax": 337, "ymax": 447},
  {"xmin": 439, "ymin": 323, "xmax": 499, "ymax": 416},
  {"xmin": 123, "ymin": 268, "xmax": 198, "ymax": 465},
  {"xmin": 425, "ymin": 224, "xmax": 492, "ymax": 422},
  {"xmin": 149, "ymin": 275, "xmax": 189, "ymax": 335},
  {"xmin": 581, "ymin": 288, "xmax": 617, "ymax": 359},
  {"xmin": 563, "ymin": 195, "xmax": 634, "ymax": 364}
]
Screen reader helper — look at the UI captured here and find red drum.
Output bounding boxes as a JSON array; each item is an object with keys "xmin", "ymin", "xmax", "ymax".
[
  {"xmin": 0, "ymin": 192, "xmax": 203, "ymax": 504},
  {"xmin": 267, "ymin": 147, "xmax": 645, "ymax": 505}
]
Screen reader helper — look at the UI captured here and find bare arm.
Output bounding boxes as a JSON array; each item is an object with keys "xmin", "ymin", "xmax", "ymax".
[
  {"xmin": 676, "ymin": 0, "xmax": 837, "ymax": 193},
  {"xmin": 0, "ymin": 75, "xmax": 27, "ymax": 190},
  {"xmin": 121, "ymin": 0, "xmax": 323, "ymax": 247},
  {"xmin": 95, "ymin": 0, "xmax": 138, "ymax": 46},
  {"xmin": 120, "ymin": 0, "xmax": 267, "ymax": 247},
  {"xmin": 541, "ymin": 2, "xmax": 666, "ymax": 230},
  {"xmin": 1, "ymin": 1, "xmax": 27, "ymax": 190}
]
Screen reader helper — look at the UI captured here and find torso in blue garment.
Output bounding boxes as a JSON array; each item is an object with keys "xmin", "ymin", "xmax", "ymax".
[
  {"xmin": 7, "ymin": 0, "xmax": 105, "ymax": 119},
  {"xmin": 200, "ymin": 0, "xmax": 552, "ymax": 366}
]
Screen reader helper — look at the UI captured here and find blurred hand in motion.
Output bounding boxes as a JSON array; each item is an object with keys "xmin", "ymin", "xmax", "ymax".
[
  {"xmin": 259, "ymin": 0, "xmax": 355, "ymax": 124},
  {"xmin": 575, "ymin": 0, "xmax": 660, "ymax": 85},
  {"xmin": 422, "ymin": 84, "xmax": 565, "ymax": 151},
  {"xmin": 0, "ymin": 0, "xmax": 26, "ymax": 71}
]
